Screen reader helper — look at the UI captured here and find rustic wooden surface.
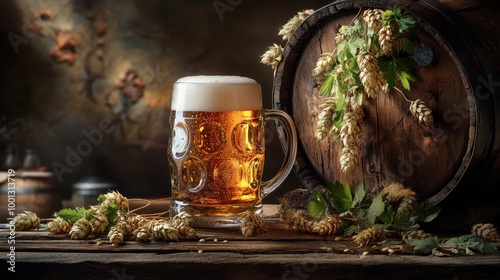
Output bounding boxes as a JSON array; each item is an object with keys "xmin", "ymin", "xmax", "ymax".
[{"xmin": 2, "ymin": 205, "xmax": 500, "ymax": 279}]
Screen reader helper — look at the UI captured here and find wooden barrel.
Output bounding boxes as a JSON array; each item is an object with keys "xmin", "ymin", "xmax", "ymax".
[
  {"xmin": 0, "ymin": 171, "xmax": 61, "ymax": 222},
  {"xmin": 273, "ymin": 0, "xmax": 500, "ymax": 232}
]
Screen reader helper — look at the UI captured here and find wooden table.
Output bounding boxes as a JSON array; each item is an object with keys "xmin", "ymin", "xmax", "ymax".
[{"xmin": 2, "ymin": 205, "xmax": 500, "ymax": 279}]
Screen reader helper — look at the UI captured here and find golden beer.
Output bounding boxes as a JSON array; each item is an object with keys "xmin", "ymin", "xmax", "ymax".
[{"xmin": 169, "ymin": 76, "xmax": 297, "ymax": 227}]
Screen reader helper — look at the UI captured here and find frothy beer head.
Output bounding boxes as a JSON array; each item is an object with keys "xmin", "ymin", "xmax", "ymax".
[{"xmin": 172, "ymin": 75, "xmax": 262, "ymax": 112}]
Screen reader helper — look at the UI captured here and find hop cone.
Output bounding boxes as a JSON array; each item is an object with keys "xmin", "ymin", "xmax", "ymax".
[
  {"xmin": 339, "ymin": 110, "xmax": 364, "ymax": 174},
  {"xmin": 335, "ymin": 25, "xmax": 349, "ymax": 44},
  {"xmin": 126, "ymin": 213, "xmax": 148, "ymax": 231},
  {"xmin": 312, "ymin": 214, "xmax": 342, "ymax": 236},
  {"xmin": 115, "ymin": 212, "xmax": 133, "ymax": 236},
  {"xmin": 108, "ymin": 224, "xmax": 126, "ymax": 245},
  {"xmin": 353, "ymin": 226, "xmax": 386, "ymax": 247},
  {"xmin": 378, "ymin": 24, "xmax": 397, "ymax": 56},
  {"xmin": 379, "ymin": 183, "xmax": 416, "ymax": 205},
  {"xmin": 397, "ymin": 196, "xmax": 418, "ymax": 214},
  {"xmin": 171, "ymin": 211, "xmax": 194, "ymax": 228},
  {"xmin": 312, "ymin": 52, "xmax": 336, "ymax": 84},
  {"xmin": 472, "ymin": 223, "xmax": 500, "ymax": 242},
  {"xmin": 238, "ymin": 211, "xmax": 265, "ymax": 237},
  {"xmin": 410, "ymin": 99, "xmax": 434, "ymax": 127},
  {"xmin": 379, "ymin": 183, "xmax": 419, "ymax": 213},
  {"xmin": 279, "ymin": 196, "xmax": 313, "ymax": 233},
  {"xmin": 340, "ymin": 146, "xmax": 361, "ymax": 174},
  {"xmin": 152, "ymin": 221, "xmax": 180, "ymax": 241},
  {"xmin": 133, "ymin": 227, "xmax": 151, "ymax": 243},
  {"xmin": 101, "ymin": 190, "xmax": 129, "ymax": 213},
  {"xmin": 348, "ymin": 94, "xmax": 363, "ymax": 114},
  {"xmin": 13, "ymin": 210, "xmax": 40, "ymax": 231},
  {"xmin": 260, "ymin": 44, "xmax": 283, "ymax": 70},
  {"xmin": 289, "ymin": 210, "xmax": 316, "ymax": 234},
  {"xmin": 339, "ymin": 111, "xmax": 363, "ymax": 147},
  {"xmin": 170, "ymin": 213, "xmax": 197, "ymax": 239},
  {"xmin": 176, "ymin": 224, "xmax": 197, "ymax": 239},
  {"xmin": 401, "ymin": 230, "xmax": 431, "ymax": 243},
  {"xmin": 315, "ymin": 98, "xmax": 338, "ymax": 140},
  {"xmin": 69, "ymin": 218, "xmax": 92, "ymax": 240},
  {"xmin": 46, "ymin": 216, "xmax": 72, "ymax": 234},
  {"xmin": 357, "ymin": 51, "xmax": 387, "ymax": 98},
  {"xmin": 278, "ymin": 9, "xmax": 314, "ymax": 41},
  {"xmin": 89, "ymin": 209, "xmax": 108, "ymax": 235},
  {"xmin": 363, "ymin": 9, "xmax": 383, "ymax": 34}
]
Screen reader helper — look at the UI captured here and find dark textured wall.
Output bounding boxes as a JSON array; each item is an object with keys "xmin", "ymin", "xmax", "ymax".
[{"xmin": 0, "ymin": 0, "xmax": 332, "ymax": 203}]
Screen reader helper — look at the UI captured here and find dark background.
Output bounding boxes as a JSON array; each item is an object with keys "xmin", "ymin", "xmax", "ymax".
[{"xmin": 0, "ymin": 0, "xmax": 332, "ymax": 204}]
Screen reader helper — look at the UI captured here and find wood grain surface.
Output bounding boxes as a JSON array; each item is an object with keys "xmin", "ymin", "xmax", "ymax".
[{"xmin": 1, "ymin": 205, "xmax": 500, "ymax": 279}]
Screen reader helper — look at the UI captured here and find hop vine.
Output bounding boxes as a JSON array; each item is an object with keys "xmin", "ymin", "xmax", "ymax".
[
  {"xmin": 260, "ymin": 9, "xmax": 313, "ymax": 75},
  {"xmin": 307, "ymin": 180, "xmax": 441, "ymax": 246},
  {"xmin": 311, "ymin": 6, "xmax": 435, "ymax": 174}
]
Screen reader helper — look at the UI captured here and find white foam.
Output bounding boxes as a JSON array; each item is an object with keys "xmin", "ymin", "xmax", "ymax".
[{"xmin": 172, "ymin": 75, "xmax": 262, "ymax": 112}]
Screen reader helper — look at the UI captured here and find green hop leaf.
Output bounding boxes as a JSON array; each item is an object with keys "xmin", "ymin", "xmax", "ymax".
[
  {"xmin": 58, "ymin": 208, "xmax": 80, "ymax": 223},
  {"xmin": 327, "ymin": 181, "xmax": 352, "ymax": 214},
  {"xmin": 409, "ymin": 236, "xmax": 439, "ymax": 253},
  {"xmin": 308, "ymin": 190, "xmax": 329, "ymax": 218}
]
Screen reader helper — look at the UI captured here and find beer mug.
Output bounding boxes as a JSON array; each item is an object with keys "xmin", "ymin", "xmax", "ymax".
[{"xmin": 169, "ymin": 75, "xmax": 297, "ymax": 227}]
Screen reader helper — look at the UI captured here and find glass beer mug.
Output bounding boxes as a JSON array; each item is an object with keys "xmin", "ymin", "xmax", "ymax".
[{"xmin": 169, "ymin": 76, "xmax": 297, "ymax": 227}]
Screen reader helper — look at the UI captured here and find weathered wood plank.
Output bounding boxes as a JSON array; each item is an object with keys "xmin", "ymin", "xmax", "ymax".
[
  {"xmin": 9, "ymin": 252, "xmax": 500, "ymax": 280},
  {"xmin": 2, "ymin": 204, "xmax": 500, "ymax": 280}
]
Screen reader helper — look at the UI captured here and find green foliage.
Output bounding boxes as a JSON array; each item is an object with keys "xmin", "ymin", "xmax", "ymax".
[
  {"xmin": 320, "ymin": 6, "xmax": 419, "ymax": 95},
  {"xmin": 97, "ymin": 194, "xmax": 106, "ymax": 203},
  {"xmin": 413, "ymin": 202, "xmax": 442, "ymax": 223},
  {"xmin": 392, "ymin": 211, "xmax": 419, "ymax": 231},
  {"xmin": 327, "ymin": 181, "xmax": 353, "ymax": 213},
  {"xmin": 409, "ymin": 235, "xmax": 500, "ymax": 256},
  {"xmin": 308, "ymin": 180, "xmax": 441, "ymax": 236},
  {"xmin": 308, "ymin": 190, "xmax": 329, "ymax": 217},
  {"xmin": 317, "ymin": 6, "xmax": 418, "ymax": 142},
  {"xmin": 378, "ymin": 53, "xmax": 416, "ymax": 90},
  {"xmin": 408, "ymin": 236, "xmax": 439, "ymax": 252},
  {"xmin": 57, "ymin": 194, "xmax": 120, "ymax": 231},
  {"xmin": 320, "ymin": 74, "xmax": 335, "ymax": 96},
  {"xmin": 382, "ymin": 6, "xmax": 416, "ymax": 36},
  {"xmin": 103, "ymin": 202, "xmax": 119, "ymax": 230},
  {"xmin": 58, "ymin": 207, "xmax": 90, "ymax": 223},
  {"xmin": 366, "ymin": 194, "xmax": 385, "ymax": 226}
]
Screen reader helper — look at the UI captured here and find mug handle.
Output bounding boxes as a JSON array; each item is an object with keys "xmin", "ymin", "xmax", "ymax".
[{"xmin": 261, "ymin": 109, "xmax": 298, "ymax": 197}]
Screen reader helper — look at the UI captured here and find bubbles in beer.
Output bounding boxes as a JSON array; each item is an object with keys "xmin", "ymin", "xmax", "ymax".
[
  {"xmin": 213, "ymin": 158, "xmax": 245, "ymax": 195},
  {"xmin": 195, "ymin": 123, "xmax": 226, "ymax": 154},
  {"xmin": 181, "ymin": 157, "xmax": 207, "ymax": 192}
]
